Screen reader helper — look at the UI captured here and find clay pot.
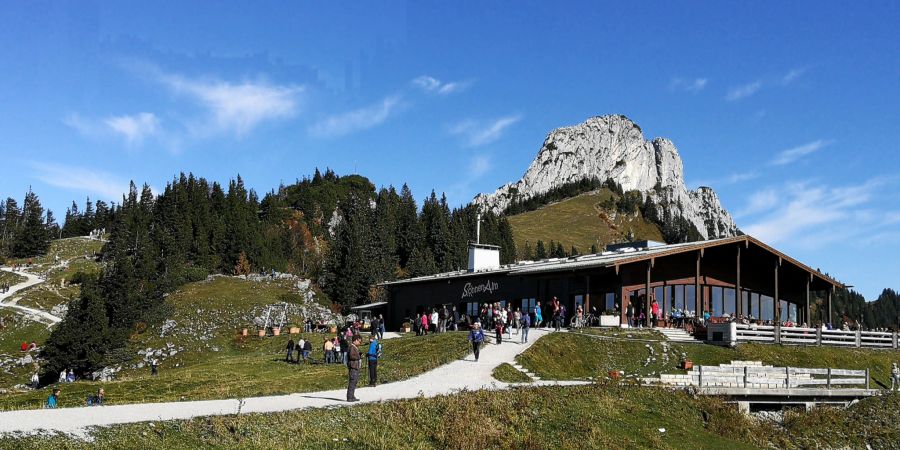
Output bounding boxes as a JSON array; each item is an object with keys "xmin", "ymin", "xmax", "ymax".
[
  {"xmin": 290, "ymin": 327, "xmax": 300, "ymax": 334},
  {"xmin": 681, "ymin": 360, "xmax": 693, "ymax": 370},
  {"xmin": 272, "ymin": 327, "xmax": 281, "ymax": 336},
  {"xmin": 241, "ymin": 328, "xmax": 248, "ymax": 337},
  {"xmin": 258, "ymin": 329, "xmax": 266, "ymax": 337}
]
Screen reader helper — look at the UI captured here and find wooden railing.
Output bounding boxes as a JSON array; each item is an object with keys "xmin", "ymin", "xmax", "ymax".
[
  {"xmin": 695, "ymin": 365, "xmax": 870, "ymax": 389},
  {"xmin": 707, "ymin": 323, "xmax": 899, "ymax": 349}
]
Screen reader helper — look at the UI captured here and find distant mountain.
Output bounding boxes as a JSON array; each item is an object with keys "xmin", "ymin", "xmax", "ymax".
[{"xmin": 474, "ymin": 115, "xmax": 739, "ymax": 240}]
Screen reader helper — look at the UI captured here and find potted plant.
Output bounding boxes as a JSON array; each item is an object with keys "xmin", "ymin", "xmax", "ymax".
[
  {"xmin": 401, "ymin": 322, "xmax": 412, "ymax": 333},
  {"xmin": 272, "ymin": 326, "xmax": 281, "ymax": 336}
]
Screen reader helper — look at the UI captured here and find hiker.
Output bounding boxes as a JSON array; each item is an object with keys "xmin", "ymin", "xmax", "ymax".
[
  {"xmin": 535, "ymin": 302, "xmax": 543, "ymax": 329},
  {"xmin": 87, "ymin": 388, "xmax": 104, "ymax": 406},
  {"xmin": 627, "ymin": 303, "xmax": 635, "ymax": 328},
  {"xmin": 46, "ymin": 388, "xmax": 60, "ymax": 409},
  {"xmin": 21, "ymin": 342, "xmax": 28, "ymax": 352},
  {"xmin": 366, "ymin": 334, "xmax": 382, "ymax": 386},
  {"xmin": 495, "ymin": 319, "xmax": 504, "ymax": 345},
  {"xmin": 651, "ymin": 299, "xmax": 660, "ymax": 328},
  {"xmin": 888, "ymin": 362, "xmax": 899, "ymax": 390},
  {"xmin": 468, "ymin": 322, "xmax": 485, "ymax": 361},
  {"xmin": 30, "ymin": 372, "xmax": 39, "ymax": 389},
  {"xmin": 346, "ymin": 335, "xmax": 362, "ymax": 402},
  {"xmin": 451, "ymin": 307, "xmax": 459, "ymax": 331},
  {"xmin": 151, "ymin": 359, "xmax": 159, "ymax": 376},
  {"xmin": 430, "ymin": 309, "xmax": 439, "ymax": 334},
  {"xmin": 514, "ymin": 308, "xmax": 522, "ymax": 335},
  {"xmin": 520, "ymin": 309, "xmax": 531, "ymax": 343},
  {"xmin": 66, "ymin": 369, "xmax": 75, "ymax": 383},
  {"xmin": 378, "ymin": 314, "xmax": 386, "ymax": 339},
  {"xmin": 302, "ymin": 338, "xmax": 312, "ymax": 362},
  {"xmin": 59, "ymin": 369, "xmax": 67, "ymax": 383},
  {"xmin": 420, "ymin": 313, "xmax": 429, "ymax": 335},
  {"xmin": 285, "ymin": 338, "xmax": 295, "ymax": 363},
  {"xmin": 324, "ymin": 338, "xmax": 334, "ymax": 363}
]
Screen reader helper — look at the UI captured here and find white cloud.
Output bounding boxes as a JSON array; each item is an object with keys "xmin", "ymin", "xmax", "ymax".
[
  {"xmin": 781, "ymin": 67, "xmax": 807, "ymax": 85},
  {"xmin": 64, "ymin": 112, "xmax": 160, "ymax": 145},
  {"xmin": 771, "ymin": 139, "xmax": 832, "ymax": 166},
  {"xmin": 308, "ymin": 95, "xmax": 402, "ymax": 138},
  {"xmin": 449, "ymin": 115, "xmax": 522, "ymax": 147},
  {"xmin": 741, "ymin": 178, "xmax": 894, "ymax": 248},
  {"xmin": 669, "ymin": 77, "xmax": 708, "ymax": 93},
  {"xmin": 725, "ymin": 80, "xmax": 762, "ymax": 101},
  {"xmin": 411, "ymin": 75, "xmax": 471, "ymax": 95},
  {"xmin": 104, "ymin": 113, "xmax": 160, "ymax": 144},
  {"xmin": 470, "ymin": 155, "xmax": 491, "ymax": 177},
  {"xmin": 30, "ymin": 162, "xmax": 131, "ymax": 200},
  {"xmin": 157, "ymin": 72, "xmax": 302, "ymax": 136}
]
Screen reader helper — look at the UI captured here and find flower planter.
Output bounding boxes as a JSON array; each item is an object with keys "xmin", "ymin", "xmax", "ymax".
[
  {"xmin": 290, "ymin": 327, "xmax": 300, "ymax": 334},
  {"xmin": 599, "ymin": 315, "xmax": 619, "ymax": 327},
  {"xmin": 402, "ymin": 327, "xmax": 411, "ymax": 333},
  {"xmin": 329, "ymin": 326, "xmax": 337, "ymax": 333},
  {"xmin": 681, "ymin": 360, "xmax": 693, "ymax": 370},
  {"xmin": 241, "ymin": 328, "xmax": 248, "ymax": 337},
  {"xmin": 257, "ymin": 329, "xmax": 266, "ymax": 337},
  {"xmin": 272, "ymin": 327, "xmax": 281, "ymax": 336}
]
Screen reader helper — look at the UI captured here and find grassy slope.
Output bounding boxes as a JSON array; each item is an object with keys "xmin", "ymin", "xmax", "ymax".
[
  {"xmin": 507, "ymin": 189, "xmax": 664, "ymax": 257},
  {"xmin": 491, "ymin": 362, "xmax": 532, "ymax": 383},
  {"xmin": 4, "ymin": 385, "xmax": 896, "ymax": 449},
  {"xmin": 518, "ymin": 332, "xmax": 900, "ymax": 388},
  {"xmin": 0, "ymin": 270, "xmax": 25, "ymax": 287},
  {"xmin": 0, "ymin": 276, "xmax": 470, "ymax": 410}
]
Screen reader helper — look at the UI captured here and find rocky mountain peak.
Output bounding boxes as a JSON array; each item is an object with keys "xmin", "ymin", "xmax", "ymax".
[{"xmin": 473, "ymin": 114, "xmax": 739, "ymax": 240}]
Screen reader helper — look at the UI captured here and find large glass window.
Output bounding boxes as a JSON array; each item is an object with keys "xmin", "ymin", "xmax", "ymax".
[
  {"xmin": 760, "ymin": 295, "xmax": 774, "ymax": 320},
  {"xmin": 712, "ymin": 287, "xmax": 723, "ymax": 317},
  {"xmin": 465, "ymin": 302, "xmax": 479, "ymax": 318},
  {"xmin": 521, "ymin": 298, "xmax": 536, "ymax": 314},
  {"xmin": 604, "ymin": 293, "xmax": 616, "ymax": 312},
  {"xmin": 724, "ymin": 288, "xmax": 736, "ymax": 315},
  {"xmin": 685, "ymin": 285, "xmax": 696, "ymax": 313},
  {"xmin": 741, "ymin": 291, "xmax": 750, "ymax": 318},
  {"xmin": 751, "ymin": 293, "xmax": 760, "ymax": 319},
  {"xmin": 573, "ymin": 295, "xmax": 583, "ymax": 310},
  {"xmin": 674, "ymin": 285, "xmax": 684, "ymax": 310}
]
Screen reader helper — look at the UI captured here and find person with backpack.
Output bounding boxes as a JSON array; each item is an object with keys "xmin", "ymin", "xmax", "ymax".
[
  {"xmin": 520, "ymin": 310, "xmax": 531, "ymax": 343},
  {"xmin": 302, "ymin": 338, "xmax": 312, "ymax": 363},
  {"xmin": 468, "ymin": 322, "xmax": 485, "ymax": 361},
  {"xmin": 87, "ymin": 388, "xmax": 104, "ymax": 406},
  {"xmin": 366, "ymin": 334, "xmax": 382, "ymax": 387}
]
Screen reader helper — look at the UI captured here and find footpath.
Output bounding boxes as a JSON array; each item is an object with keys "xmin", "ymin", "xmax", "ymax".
[
  {"xmin": 0, "ymin": 267, "xmax": 61, "ymax": 324},
  {"xmin": 0, "ymin": 328, "xmax": 587, "ymax": 435}
]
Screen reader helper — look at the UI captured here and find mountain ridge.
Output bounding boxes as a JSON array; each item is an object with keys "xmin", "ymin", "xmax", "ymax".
[{"xmin": 473, "ymin": 114, "xmax": 739, "ymax": 240}]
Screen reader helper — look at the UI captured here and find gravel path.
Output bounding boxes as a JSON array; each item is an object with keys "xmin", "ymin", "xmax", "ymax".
[
  {"xmin": 0, "ymin": 328, "xmax": 587, "ymax": 435},
  {"xmin": 0, "ymin": 267, "xmax": 60, "ymax": 324}
]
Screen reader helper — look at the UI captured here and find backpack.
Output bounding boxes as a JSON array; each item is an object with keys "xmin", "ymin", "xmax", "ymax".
[{"xmin": 376, "ymin": 342, "xmax": 383, "ymax": 358}]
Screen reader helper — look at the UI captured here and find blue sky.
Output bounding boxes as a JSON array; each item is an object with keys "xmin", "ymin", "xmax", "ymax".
[{"xmin": 1, "ymin": 1, "xmax": 898, "ymax": 299}]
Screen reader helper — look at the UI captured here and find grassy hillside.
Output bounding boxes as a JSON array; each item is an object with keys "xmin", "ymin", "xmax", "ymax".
[
  {"xmin": 3, "ymin": 385, "xmax": 896, "ymax": 449},
  {"xmin": 0, "ymin": 275, "xmax": 470, "ymax": 410},
  {"xmin": 507, "ymin": 189, "xmax": 664, "ymax": 258},
  {"xmin": 518, "ymin": 331, "xmax": 900, "ymax": 388}
]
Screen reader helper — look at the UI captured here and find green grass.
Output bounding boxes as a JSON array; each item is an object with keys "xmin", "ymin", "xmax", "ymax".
[
  {"xmin": 580, "ymin": 327, "xmax": 666, "ymax": 341},
  {"xmin": 492, "ymin": 362, "xmax": 532, "ymax": 383},
  {"xmin": 0, "ymin": 332, "xmax": 469, "ymax": 411},
  {"xmin": 2, "ymin": 384, "xmax": 896, "ymax": 449},
  {"xmin": 518, "ymin": 333, "xmax": 900, "ymax": 387},
  {"xmin": 6, "ymin": 237, "xmax": 104, "ymax": 278},
  {"xmin": 508, "ymin": 189, "xmax": 664, "ymax": 257},
  {"xmin": 0, "ymin": 310, "xmax": 51, "ymax": 387},
  {"xmin": 0, "ymin": 270, "xmax": 25, "ymax": 287}
]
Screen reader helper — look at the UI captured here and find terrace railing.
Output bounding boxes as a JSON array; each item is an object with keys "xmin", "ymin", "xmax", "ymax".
[{"xmin": 707, "ymin": 323, "xmax": 899, "ymax": 349}]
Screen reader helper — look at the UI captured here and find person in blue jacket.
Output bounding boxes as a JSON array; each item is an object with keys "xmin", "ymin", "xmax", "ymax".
[
  {"xmin": 468, "ymin": 322, "xmax": 485, "ymax": 361},
  {"xmin": 366, "ymin": 334, "xmax": 382, "ymax": 386},
  {"xmin": 46, "ymin": 388, "xmax": 60, "ymax": 409},
  {"xmin": 520, "ymin": 311, "xmax": 531, "ymax": 343}
]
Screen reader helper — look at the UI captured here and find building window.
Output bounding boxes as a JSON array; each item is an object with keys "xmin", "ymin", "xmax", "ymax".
[
  {"xmin": 604, "ymin": 293, "xmax": 616, "ymax": 312},
  {"xmin": 674, "ymin": 285, "xmax": 684, "ymax": 310},
  {"xmin": 654, "ymin": 287, "xmax": 665, "ymax": 314},
  {"xmin": 465, "ymin": 302, "xmax": 479, "ymax": 318},
  {"xmin": 712, "ymin": 287, "xmax": 723, "ymax": 317},
  {"xmin": 760, "ymin": 295, "xmax": 774, "ymax": 321},
  {"xmin": 521, "ymin": 298, "xmax": 536, "ymax": 314},
  {"xmin": 573, "ymin": 295, "xmax": 583, "ymax": 310},
  {"xmin": 685, "ymin": 285, "xmax": 695, "ymax": 313},
  {"xmin": 724, "ymin": 288, "xmax": 736, "ymax": 316}
]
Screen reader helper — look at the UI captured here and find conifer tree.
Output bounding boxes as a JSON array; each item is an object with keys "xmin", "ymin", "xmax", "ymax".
[
  {"xmin": 535, "ymin": 240, "xmax": 547, "ymax": 259},
  {"xmin": 13, "ymin": 189, "xmax": 51, "ymax": 258}
]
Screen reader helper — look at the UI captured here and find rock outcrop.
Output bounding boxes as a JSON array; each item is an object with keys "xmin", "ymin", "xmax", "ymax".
[{"xmin": 473, "ymin": 115, "xmax": 738, "ymax": 240}]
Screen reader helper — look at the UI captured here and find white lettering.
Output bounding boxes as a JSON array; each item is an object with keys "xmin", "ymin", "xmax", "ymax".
[{"xmin": 461, "ymin": 280, "xmax": 500, "ymax": 299}]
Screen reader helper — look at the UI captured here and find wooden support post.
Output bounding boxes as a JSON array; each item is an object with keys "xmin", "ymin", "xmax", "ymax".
[
  {"xmin": 865, "ymin": 368, "xmax": 870, "ymax": 390},
  {"xmin": 584, "ymin": 275, "xmax": 591, "ymax": 317},
  {"xmin": 743, "ymin": 365, "xmax": 749, "ymax": 388},
  {"xmin": 856, "ymin": 329, "xmax": 862, "ymax": 348},
  {"xmin": 695, "ymin": 251, "xmax": 702, "ymax": 316},
  {"xmin": 893, "ymin": 331, "xmax": 898, "ymax": 349},
  {"xmin": 805, "ymin": 277, "xmax": 811, "ymax": 327},
  {"xmin": 645, "ymin": 261, "xmax": 652, "ymax": 328},
  {"xmin": 826, "ymin": 286, "xmax": 833, "ymax": 326},
  {"xmin": 774, "ymin": 260, "xmax": 781, "ymax": 324},
  {"xmin": 826, "ymin": 368, "xmax": 832, "ymax": 389},
  {"xmin": 816, "ymin": 327, "xmax": 822, "ymax": 346},
  {"xmin": 785, "ymin": 367, "xmax": 790, "ymax": 388},
  {"xmin": 699, "ymin": 365, "xmax": 704, "ymax": 387},
  {"xmin": 736, "ymin": 246, "xmax": 742, "ymax": 317}
]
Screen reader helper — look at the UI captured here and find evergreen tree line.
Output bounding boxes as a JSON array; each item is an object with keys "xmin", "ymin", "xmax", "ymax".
[
  {"xmin": 321, "ymin": 186, "xmax": 517, "ymax": 309},
  {"xmin": 503, "ymin": 177, "xmax": 621, "ymax": 215},
  {"xmin": 827, "ymin": 287, "xmax": 900, "ymax": 330},
  {"xmin": 60, "ymin": 198, "xmax": 117, "ymax": 238},
  {"xmin": 0, "ymin": 189, "xmax": 56, "ymax": 259},
  {"xmin": 40, "ymin": 171, "xmax": 517, "ymax": 379},
  {"xmin": 521, "ymin": 239, "xmax": 596, "ymax": 261}
]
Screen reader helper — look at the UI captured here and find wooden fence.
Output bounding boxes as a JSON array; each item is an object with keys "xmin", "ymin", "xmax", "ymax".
[{"xmin": 707, "ymin": 323, "xmax": 899, "ymax": 349}]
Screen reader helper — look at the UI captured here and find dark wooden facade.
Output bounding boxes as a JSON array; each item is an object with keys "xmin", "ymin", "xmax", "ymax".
[{"xmin": 382, "ymin": 236, "xmax": 842, "ymax": 330}]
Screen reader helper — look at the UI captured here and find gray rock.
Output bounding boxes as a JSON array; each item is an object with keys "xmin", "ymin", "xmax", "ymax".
[{"xmin": 472, "ymin": 115, "xmax": 739, "ymax": 239}]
